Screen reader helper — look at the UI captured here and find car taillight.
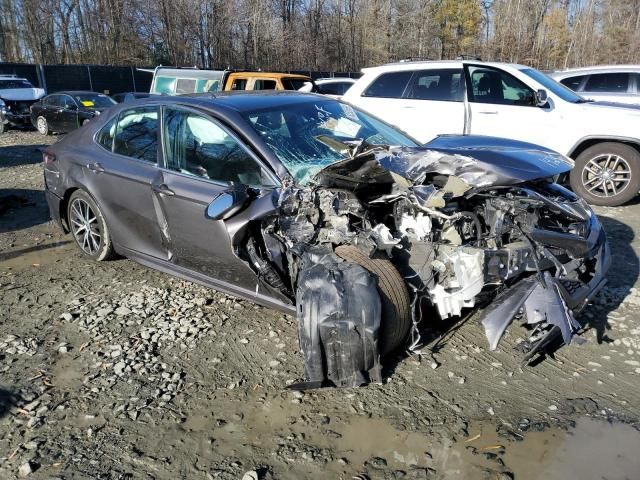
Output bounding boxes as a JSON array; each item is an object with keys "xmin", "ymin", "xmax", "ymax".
[{"xmin": 42, "ymin": 152, "xmax": 56, "ymax": 165}]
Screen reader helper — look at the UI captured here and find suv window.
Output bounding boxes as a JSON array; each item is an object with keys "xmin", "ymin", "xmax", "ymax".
[
  {"xmin": 319, "ymin": 82, "xmax": 351, "ymax": 95},
  {"xmin": 253, "ymin": 79, "xmax": 277, "ymax": 90},
  {"xmin": 162, "ymin": 107, "xmax": 276, "ymax": 186},
  {"xmin": 584, "ymin": 73, "xmax": 629, "ymax": 93},
  {"xmin": 467, "ymin": 65, "xmax": 536, "ymax": 106},
  {"xmin": 96, "ymin": 118, "xmax": 116, "ymax": 151},
  {"xmin": 113, "ymin": 107, "xmax": 159, "ymax": 162},
  {"xmin": 559, "ymin": 75, "xmax": 587, "ymax": 91},
  {"xmin": 405, "ymin": 69, "xmax": 464, "ymax": 101},
  {"xmin": 363, "ymin": 71, "xmax": 413, "ymax": 98}
]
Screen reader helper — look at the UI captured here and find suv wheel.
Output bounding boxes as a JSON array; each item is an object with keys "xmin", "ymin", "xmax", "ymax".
[
  {"xmin": 571, "ymin": 142, "xmax": 640, "ymax": 206},
  {"xmin": 67, "ymin": 190, "xmax": 115, "ymax": 261}
]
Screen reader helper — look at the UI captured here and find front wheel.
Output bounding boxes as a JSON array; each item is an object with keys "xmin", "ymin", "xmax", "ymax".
[
  {"xmin": 335, "ymin": 245, "xmax": 412, "ymax": 355},
  {"xmin": 570, "ymin": 142, "xmax": 640, "ymax": 206},
  {"xmin": 67, "ymin": 190, "xmax": 115, "ymax": 261}
]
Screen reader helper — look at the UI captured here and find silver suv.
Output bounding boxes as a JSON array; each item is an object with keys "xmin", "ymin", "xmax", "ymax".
[{"xmin": 549, "ymin": 66, "xmax": 640, "ymax": 105}]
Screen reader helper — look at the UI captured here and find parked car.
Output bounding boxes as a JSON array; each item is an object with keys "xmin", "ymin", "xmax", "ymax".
[
  {"xmin": 149, "ymin": 67, "xmax": 318, "ymax": 95},
  {"xmin": 0, "ymin": 75, "xmax": 45, "ymax": 134},
  {"xmin": 42, "ymin": 92, "xmax": 608, "ymax": 384},
  {"xmin": 299, "ymin": 77, "xmax": 356, "ymax": 97},
  {"xmin": 30, "ymin": 91, "xmax": 116, "ymax": 135},
  {"xmin": 112, "ymin": 92, "xmax": 151, "ymax": 103},
  {"xmin": 343, "ymin": 60, "xmax": 640, "ymax": 206},
  {"xmin": 549, "ymin": 65, "xmax": 640, "ymax": 104}
]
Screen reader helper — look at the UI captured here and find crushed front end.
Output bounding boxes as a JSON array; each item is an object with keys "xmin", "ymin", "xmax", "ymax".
[{"xmin": 235, "ymin": 138, "xmax": 610, "ymax": 386}]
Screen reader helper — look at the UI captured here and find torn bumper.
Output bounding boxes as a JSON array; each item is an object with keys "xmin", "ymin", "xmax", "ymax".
[{"xmin": 481, "ymin": 213, "xmax": 610, "ymax": 352}]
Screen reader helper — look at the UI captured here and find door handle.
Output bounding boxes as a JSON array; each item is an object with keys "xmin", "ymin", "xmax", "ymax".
[
  {"xmin": 478, "ymin": 111, "xmax": 498, "ymax": 114},
  {"xmin": 152, "ymin": 184, "xmax": 175, "ymax": 196},
  {"xmin": 87, "ymin": 162, "xmax": 105, "ymax": 173}
]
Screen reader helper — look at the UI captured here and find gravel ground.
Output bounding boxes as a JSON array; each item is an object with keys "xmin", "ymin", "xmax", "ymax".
[{"xmin": 1, "ymin": 131, "xmax": 640, "ymax": 479}]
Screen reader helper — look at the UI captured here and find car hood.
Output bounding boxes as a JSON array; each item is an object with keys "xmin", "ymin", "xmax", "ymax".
[
  {"xmin": 314, "ymin": 134, "xmax": 573, "ymax": 189},
  {"xmin": 0, "ymin": 88, "xmax": 46, "ymax": 101}
]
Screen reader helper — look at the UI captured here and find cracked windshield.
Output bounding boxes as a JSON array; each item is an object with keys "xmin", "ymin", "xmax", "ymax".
[{"xmin": 244, "ymin": 100, "xmax": 416, "ymax": 183}]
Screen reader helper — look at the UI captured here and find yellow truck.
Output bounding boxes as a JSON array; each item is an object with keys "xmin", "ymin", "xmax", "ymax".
[{"xmin": 149, "ymin": 67, "xmax": 317, "ymax": 95}]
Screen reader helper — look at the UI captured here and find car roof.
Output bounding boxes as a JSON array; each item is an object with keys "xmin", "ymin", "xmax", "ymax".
[
  {"xmin": 179, "ymin": 91, "xmax": 329, "ymax": 112},
  {"xmin": 361, "ymin": 60, "xmax": 528, "ymax": 74},
  {"xmin": 316, "ymin": 78, "xmax": 356, "ymax": 84},
  {"xmin": 550, "ymin": 65, "xmax": 640, "ymax": 77},
  {"xmin": 49, "ymin": 91, "xmax": 107, "ymax": 95}
]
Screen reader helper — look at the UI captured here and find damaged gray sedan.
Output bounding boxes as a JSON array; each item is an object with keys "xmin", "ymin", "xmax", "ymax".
[{"xmin": 43, "ymin": 92, "xmax": 610, "ymax": 388}]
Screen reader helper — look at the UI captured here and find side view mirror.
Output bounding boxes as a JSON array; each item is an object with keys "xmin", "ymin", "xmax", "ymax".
[
  {"xmin": 205, "ymin": 187, "xmax": 250, "ymax": 220},
  {"xmin": 535, "ymin": 89, "xmax": 548, "ymax": 107}
]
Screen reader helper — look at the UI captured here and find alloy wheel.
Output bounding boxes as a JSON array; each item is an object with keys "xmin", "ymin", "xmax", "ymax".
[
  {"xmin": 37, "ymin": 117, "xmax": 47, "ymax": 134},
  {"xmin": 581, "ymin": 154, "xmax": 631, "ymax": 198},
  {"xmin": 69, "ymin": 198, "xmax": 102, "ymax": 255}
]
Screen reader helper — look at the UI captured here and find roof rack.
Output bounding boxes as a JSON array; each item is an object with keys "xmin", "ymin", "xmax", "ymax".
[
  {"xmin": 397, "ymin": 57, "xmax": 432, "ymax": 63},
  {"xmin": 0, "ymin": 74, "xmax": 19, "ymax": 78}
]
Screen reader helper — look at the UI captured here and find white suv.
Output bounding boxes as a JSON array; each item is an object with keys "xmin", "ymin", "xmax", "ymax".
[
  {"xmin": 549, "ymin": 65, "xmax": 640, "ymax": 105},
  {"xmin": 343, "ymin": 60, "xmax": 640, "ymax": 206}
]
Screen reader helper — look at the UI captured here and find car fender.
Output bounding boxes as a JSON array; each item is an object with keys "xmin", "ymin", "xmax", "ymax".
[{"xmin": 567, "ymin": 135, "xmax": 640, "ymax": 158}]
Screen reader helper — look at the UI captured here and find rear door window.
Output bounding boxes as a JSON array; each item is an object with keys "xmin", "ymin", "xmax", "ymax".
[
  {"xmin": 113, "ymin": 107, "xmax": 159, "ymax": 163},
  {"xmin": 96, "ymin": 118, "xmax": 117, "ymax": 151},
  {"xmin": 584, "ymin": 73, "xmax": 630, "ymax": 93},
  {"xmin": 404, "ymin": 69, "xmax": 464, "ymax": 101},
  {"xmin": 559, "ymin": 75, "xmax": 587, "ymax": 91},
  {"xmin": 363, "ymin": 71, "xmax": 413, "ymax": 98}
]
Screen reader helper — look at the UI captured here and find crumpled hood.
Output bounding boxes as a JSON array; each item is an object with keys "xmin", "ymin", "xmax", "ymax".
[
  {"xmin": 0, "ymin": 87, "xmax": 45, "ymax": 101},
  {"xmin": 315, "ymin": 134, "xmax": 573, "ymax": 188}
]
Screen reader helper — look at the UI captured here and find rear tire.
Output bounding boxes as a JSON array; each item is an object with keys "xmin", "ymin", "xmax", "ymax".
[
  {"xmin": 36, "ymin": 116, "xmax": 50, "ymax": 135},
  {"xmin": 335, "ymin": 245, "xmax": 412, "ymax": 355},
  {"xmin": 570, "ymin": 142, "xmax": 640, "ymax": 206},
  {"xmin": 67, "ymin": 190, "xmax": 115, "ymax": 261}
]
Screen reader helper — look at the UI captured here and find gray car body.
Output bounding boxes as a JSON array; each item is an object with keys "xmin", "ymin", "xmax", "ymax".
[{"xmin": 43, "ymin": 92, "xmax": 608, "ymax": 358}]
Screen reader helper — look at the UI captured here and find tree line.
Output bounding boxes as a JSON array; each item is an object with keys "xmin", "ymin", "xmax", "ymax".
[{"xmin": 1, "ymin": 0, "xmax": 639, "ymax": 72}]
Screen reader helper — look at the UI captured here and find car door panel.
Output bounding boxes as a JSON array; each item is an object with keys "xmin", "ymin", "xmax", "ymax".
[
  {"xmin": 156, "ymin": 106, "xmax": 287, "ymax": 298},
  {"xmin": 152, "ymin": 170, "xmax": 262, "ymax": 291},
  {"xmin": 86, "ymin": 105, "xmax": 167, "ymax": 259},
  {"xmin": 84, "ymin": 152, "xmax": 167, "ymax": 259}
]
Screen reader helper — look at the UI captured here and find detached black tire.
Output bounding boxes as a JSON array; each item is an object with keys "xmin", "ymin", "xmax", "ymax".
[
  {"xmin": 570, "ymin": 142, "xmax": 640, "ymax": 206},
  {"xmin": 335, "ymin": 245, "xmax": 411, "ymax": 355},
  {"xmin": 67, "ymin": 190, "xmax": 115, "ymax": 261}
]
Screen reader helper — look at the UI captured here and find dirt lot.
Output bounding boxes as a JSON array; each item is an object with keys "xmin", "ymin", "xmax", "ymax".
[{"xmin": 1, "ymin": 130, "xmax": 640, "ymax": 480}]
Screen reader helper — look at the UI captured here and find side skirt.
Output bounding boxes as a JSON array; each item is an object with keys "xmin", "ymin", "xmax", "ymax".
[{"xmin": 118, "ymin": 245, "xmax": 296, "ymax": 316}]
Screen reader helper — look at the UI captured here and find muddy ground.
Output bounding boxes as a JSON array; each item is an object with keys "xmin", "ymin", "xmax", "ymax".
[{"xmin": 1, "ymin": 130, "xmax": 640, "ymax": 480}]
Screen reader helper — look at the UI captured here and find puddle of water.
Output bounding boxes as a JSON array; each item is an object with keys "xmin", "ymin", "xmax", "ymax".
[
  {"xmin": 162, "ymin": 395, "xmax": 640, "ymax": 479},
  {"xmin": 0, "ymin": 240, "xmax": 73, "ymax": 270}
]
